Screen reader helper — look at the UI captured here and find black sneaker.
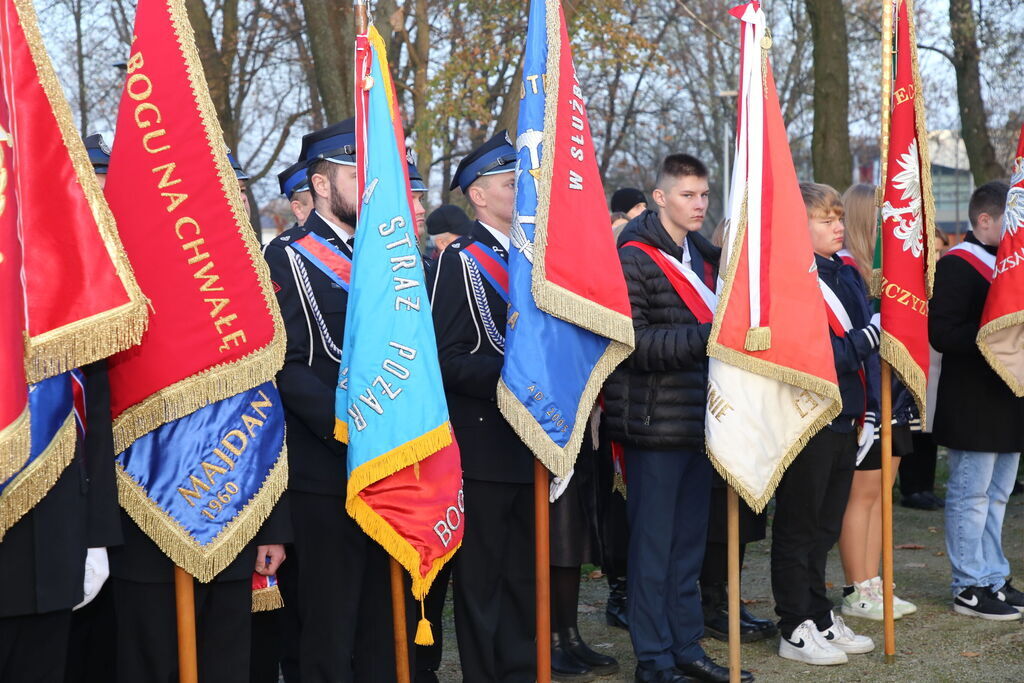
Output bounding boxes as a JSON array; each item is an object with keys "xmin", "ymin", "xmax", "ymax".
[
  {"xmin": 992, "ymin": 580, "xmax": 1024, "ymax": 613},
  {"xmin": 953, "ymin": 586, "xmax": 1022, "ymax": 621}
]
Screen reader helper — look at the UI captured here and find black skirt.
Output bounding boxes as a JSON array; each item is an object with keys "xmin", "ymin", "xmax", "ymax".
[{"xmin": 549, "ymin": 442, "xmax": 602, "ymax": 568}]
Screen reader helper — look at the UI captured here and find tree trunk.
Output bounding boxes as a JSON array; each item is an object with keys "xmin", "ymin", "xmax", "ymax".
[
  {"xmin": 806, "ymin": 0, "xmax": 851, "ymax": 190},
  {"xmin": 949, "ymin": 0, "xmax": 1004, "ymax": 184},
  {"xmin": 184, "ymin": 0, "xmax": 237, "ymax": 147},
  {"xmin": 301, "ymin": 0, "xmax": 354, "ymax": 123}
]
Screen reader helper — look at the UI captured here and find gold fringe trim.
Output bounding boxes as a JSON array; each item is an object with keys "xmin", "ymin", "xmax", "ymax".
[
  {"xmin": 344, "ymin": 422, "xmax": 451, "ymax": 500},
  {"xmin": 113, "ymin": 358, "xmax": 285, "ymax": 455},
  {"xmin": 744, "ymin": 326, "xmax": 771, "ymax": 351},
  {"xmin": 880, "ymin": 331, "xmax": 928, "ymax": 418},
  {"xmin": 0, "ymin": 408, "xmax": 31, "ymax": 484},
  {"xmin": 879, "ymin": 0, "xmax": 895, "ymax": 194},
  {"xmin": 869, "ymin": 267, "xmax": 882, "ymax": 299},
  {"xmin": 115, "ymin": 441, "xmax": 288, "ymax": 582},
  {"xmin": 105, "ymin": 0, "xmax": 288, "ymax": 453},
  {"xmin": 13, "ymin": 0, "xmax": 148, "ymax": 382},
  {"xmin": 335, "ymin": 417, "xmax": 349, "ymax": 444},
  {"xmin": 497, "ymin": 335, "xmax": 631, "ymax": 478},
  {"xmin": 906, "ymin": 0, "xmax": 937, "ymax": 299},
  {"xmin": 252, "ymin": 585, "xmax": 284, "ymax": 612},
  {"xmin": 0, "ymin": 413, "xmax": 76, "ymax": 541},
  {"xmin": 612, "ymin": 471, "xmax": 627, "ymax": 499},
  {"xmin": 346, "ymin": 492, "xmax": 461, "ymax": 601},
  {"xmin": 706, "ymin": 181, "xmax": 842, "ymax": 512},
  {"xmin": 978, "ymin": 311, "xmax": 1024, "ymax": 397}
]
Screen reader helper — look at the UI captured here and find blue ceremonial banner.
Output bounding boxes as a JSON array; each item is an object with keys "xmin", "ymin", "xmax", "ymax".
[
  {"xmin": 498, "ymin": 0, "xmax": 634, "ymax": 477},
  {"xmin": 333, "ymin": 26, "xmax": 463, "ymax": 601},
  {"xmin": 116, "ymin": 382, "xmax": 285, "ymax": 581},
  {"xmin": 0, "ymin": 372, "xmax": 77, "ymax": 539}
]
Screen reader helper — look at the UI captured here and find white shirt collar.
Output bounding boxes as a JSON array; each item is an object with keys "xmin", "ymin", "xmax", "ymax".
[
  {"xmin": 315, "ymin": 210, "xmax": 354, "ymax": 244},
  {"xmin": 479, "ymin": 221, "xmax": 510, "ymax": 251},
  {"xmin": 681, "ymin": 237, "xmax": 692, "ymax": 269}
]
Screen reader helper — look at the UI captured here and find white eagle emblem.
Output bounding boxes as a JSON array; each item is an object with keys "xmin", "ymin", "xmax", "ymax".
[
  {"xmin": 881, "ymin": 138, "xmax": 924, "ymax": 258},
  {"xmin": 1002, "ymin": 157, "xmax": 1024, "ymax": 238}
]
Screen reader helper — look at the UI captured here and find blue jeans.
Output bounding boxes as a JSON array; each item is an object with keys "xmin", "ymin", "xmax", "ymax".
[
  {"xmin": 625, "ymin": 448, "xmax": 711, "ymax": 671},
  {"xmin": 945, "ymin": 450, "xmax": 1021, "ymax": 594}
]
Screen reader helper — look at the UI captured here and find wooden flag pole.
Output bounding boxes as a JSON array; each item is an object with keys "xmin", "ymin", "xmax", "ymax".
[
  {"xmin": 390, "ymin": 557, "xmax": 412, "ymax": 683},
  {"xmin": 535, "ymin": 459, "xmax": 552, "ymax": 683},
  {"xmin": 173, "ymin": 566, "xmax": 199, "ymax": 683},
  {"xmin": 880, "ymin": 361, "xmax": 896, "ymax": 662},
  {"xmin": 726, "ymin": 486, "xmax": 741, "ymax": 683}
]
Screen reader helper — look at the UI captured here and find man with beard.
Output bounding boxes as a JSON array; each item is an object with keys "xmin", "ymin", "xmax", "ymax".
[{"xmin": 262, "ymin": 119, "xmax": 416, "ymax": 682}]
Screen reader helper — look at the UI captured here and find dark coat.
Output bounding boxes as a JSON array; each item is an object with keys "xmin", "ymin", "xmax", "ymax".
[
  {"xmin": 0, "ymin": 362, "xmax": 122, "ymax": 617},
  {"xmin": 929, "ymin": 233, "xmax": 1024, "ymax": 452},
  {"xmin": 429, "ymin": 222, "xmax": 533, "ymax": 484},
  {"xmin": 815, "ymin": 254, "xmax": 882, "ymax": 432},
  {"xmin": 602, "ymin": 210, "xmax": 719, "ymax": 452},
  {"xmin": 263, "ymin": 210, "xmax": 352, "ymax": 496}
]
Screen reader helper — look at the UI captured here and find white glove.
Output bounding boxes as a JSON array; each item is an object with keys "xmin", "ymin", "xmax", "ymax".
[
  {"xmin": 74, "ymin": 547, "xmax": 109, "ymax": 611},
  {"xmin": 870, "ymin": 312, "xmax": 881, "ymax": 330},
  {"xmin": 856, "ymin": 422, "xmax": 876, "ymax": 466},
  {"xmin": 549, "ymin": 469, "xmax": 575, "ymax": 503}
]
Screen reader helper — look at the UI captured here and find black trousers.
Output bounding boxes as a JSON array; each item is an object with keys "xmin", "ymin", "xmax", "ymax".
[
  {"xmin": 770, "ymin": 428, "xmax": 856, "ymax": 638},
  {"xmin": 65, "ymin": 583, "xmax": 117, "ymax": 683},
  {"xmin": 596, "ymin": 434, "xmax": 629, "ymax": 579},
  {"xmin": 249, "ymin": 544, "xmax": 301, "ymax": 683},
  {"xmin": 290, "ymin": 490, "xmax": 416, "ymax": 683},
  {"xmin": 112, "ymin": 577, "xmax": 250, "ymax": 683},
  {"xmin": 899, "ymin": 431, "xmax": 937, "ymax": 495},
  {"xmin": 0, "ymin": 609, "xmax": 72, "ymax": 682},
  {"xmin": 414, "ymin": 559, "xmax": 452, "ymax": 682},
  {"xmin": 453, "ymin": 479, "xmax": 535, "ymax": 683}
]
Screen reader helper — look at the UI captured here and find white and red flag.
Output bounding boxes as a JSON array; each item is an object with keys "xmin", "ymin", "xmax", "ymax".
[
  {"xmin": 705, "ymin": 2, "xmax": 841, "ymax": 512},
  {"xmin": 978, "ymin": 124, "xmax": 1024, "ymax": 396},
  {"xmin": 876, "ymin": 0, "xmax": 935, "ymax": 413}
]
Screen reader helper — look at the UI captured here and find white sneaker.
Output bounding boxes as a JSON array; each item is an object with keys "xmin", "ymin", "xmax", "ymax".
[
  {"xmin": 778, "ymin": 619, "xmax": 848, "ymax": 665},
  {"xmin": 819, "ymin": 612, "xmax": 875, "ymax": 654},
  {"xmin": 841, "ymin": 580, "xmax": 889, "ymax": 621},
  {"xmin": 870, "ymin": 576, "xmax": 917, "ymax": 616}
]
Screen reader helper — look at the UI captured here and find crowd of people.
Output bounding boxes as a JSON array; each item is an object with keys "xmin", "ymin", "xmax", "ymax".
[{"xmin": 1, "ymin": 116, "xmax": 1022, "ymax": 683}]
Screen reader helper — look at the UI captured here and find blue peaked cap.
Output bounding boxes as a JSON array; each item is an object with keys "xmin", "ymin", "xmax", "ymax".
[
  {"xmin": 83, "ymin": 133, "xmax": 110, "ymax": 174},
  {"xmin": 227, "ymin": 150, "xmax": 249, "ymax": 180},
  {"xmin": 408, "ymin": 157, "xmax": 426, "ymax": 193},
  {"xmin": 278, "ymin": 160, "xmax": 309, "ymax": 199},
  {"xmin": 450, "ymin": 131, "xmax": 516, "ymax": 193},
  {"xmin": 301, "ymin": 118, "xmax": 357, "ymax": 167}
]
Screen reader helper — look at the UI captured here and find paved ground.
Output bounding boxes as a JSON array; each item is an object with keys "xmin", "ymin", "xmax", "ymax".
[{"xmin": 433, "ymin": 454, "xmax": 1024, "ymax": 682}]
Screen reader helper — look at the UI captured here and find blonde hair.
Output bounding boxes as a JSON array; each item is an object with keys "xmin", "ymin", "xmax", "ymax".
[
  {"xmin": 712, "ymin": 218, "xmax": 730, "ymax": 248},
  {"xmin": 841, "ymin": 183, "xmax": 877, "ymax": 284},
  {"xmin": 799, "ymin": 182, "xmax": 845, "ymax": 220}
]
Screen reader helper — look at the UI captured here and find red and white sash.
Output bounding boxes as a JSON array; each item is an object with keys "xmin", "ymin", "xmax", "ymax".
[
  {"xmin": 945, "ymin": 241, "xmax": 995, "ymax": 283},
  {"xmin": 836, "ymin": 248, "xmax": 858, "ymax": 270},
  {"xmin": 621, "ymin": 241, "xmax": 718, "ymax": 323},
  {"xmin": 818, "ymin": 277, "xmax": 867, "ymax": 422}
]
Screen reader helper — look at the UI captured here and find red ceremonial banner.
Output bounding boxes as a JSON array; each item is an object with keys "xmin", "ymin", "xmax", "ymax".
[
  {"xmin": 2, "ymin": 0, "xmax": 147, "ymax": 383},
  {"xmin": 978, "ymin": 124, "xmax": 1024, "ymax": 396},
  {"xmin": 104, "ymin": 0, "xmax": 283, "ymax": 453},
  {"xmin": 0, "ymin": 85, "xmax": 29, "ymax": 482},
  {"xmin": 878, "ymin": 0, "xmax": 934, "ymax": 413}
]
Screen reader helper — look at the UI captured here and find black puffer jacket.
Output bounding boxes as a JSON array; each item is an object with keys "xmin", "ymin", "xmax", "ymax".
[{"xmin": 603, "ymin": 210, "xmax": 720, "ymax": 451}]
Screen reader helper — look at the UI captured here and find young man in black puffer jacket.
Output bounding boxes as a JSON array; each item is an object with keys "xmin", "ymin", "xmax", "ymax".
[{"xmin": 604, "ymin": 154, "xmax": 751, "ymax": 683}]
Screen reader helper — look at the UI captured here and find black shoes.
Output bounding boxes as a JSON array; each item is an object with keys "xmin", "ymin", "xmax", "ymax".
[
  {"xmin": 993, "ymin": 579, "xmax": 1024, "ymax": 612},
  {"xmin": 551, "ymin": 631, "xmax": 595, "ymax": 682},
  {"xmin": 552, "ymin": 628, "xmax": 619, "ymax": 681},
  {"xmin": 701, "ymin": 582, "xmax": 776, "ymax": 643},
  {"xmin": 606, "ymin": 576, "xmax": 629, "ymax": 630},
  {"xmin": 901, "ymin": 493, "xmax": 937, "ymax": 509},
  {"xmin": 562, "ymin": 626, "xmax": 619, "ymax": 676},
  {"xmin": 953, "ymin": 586, "xmax": 1022, "ymax": 621},
  {"xmin": 676, "ymin": 655, "xmax": 753, "ymax": 683},
  {"xmin": 634, "ymin": 665, "xmax": 699, "ymax": 682}
]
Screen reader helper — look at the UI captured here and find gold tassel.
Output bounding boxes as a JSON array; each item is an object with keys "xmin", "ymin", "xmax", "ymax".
[
  {"xmin": 414, "ymin": 599, "xmax": 434, "ymax": 646},
  {"xmin": 251, "ymin": 585, "xmax": 284, "ymax": 612},
  {"xmin": 744, "ymin": 326, "xmax": 771, "ymax": 351}
]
